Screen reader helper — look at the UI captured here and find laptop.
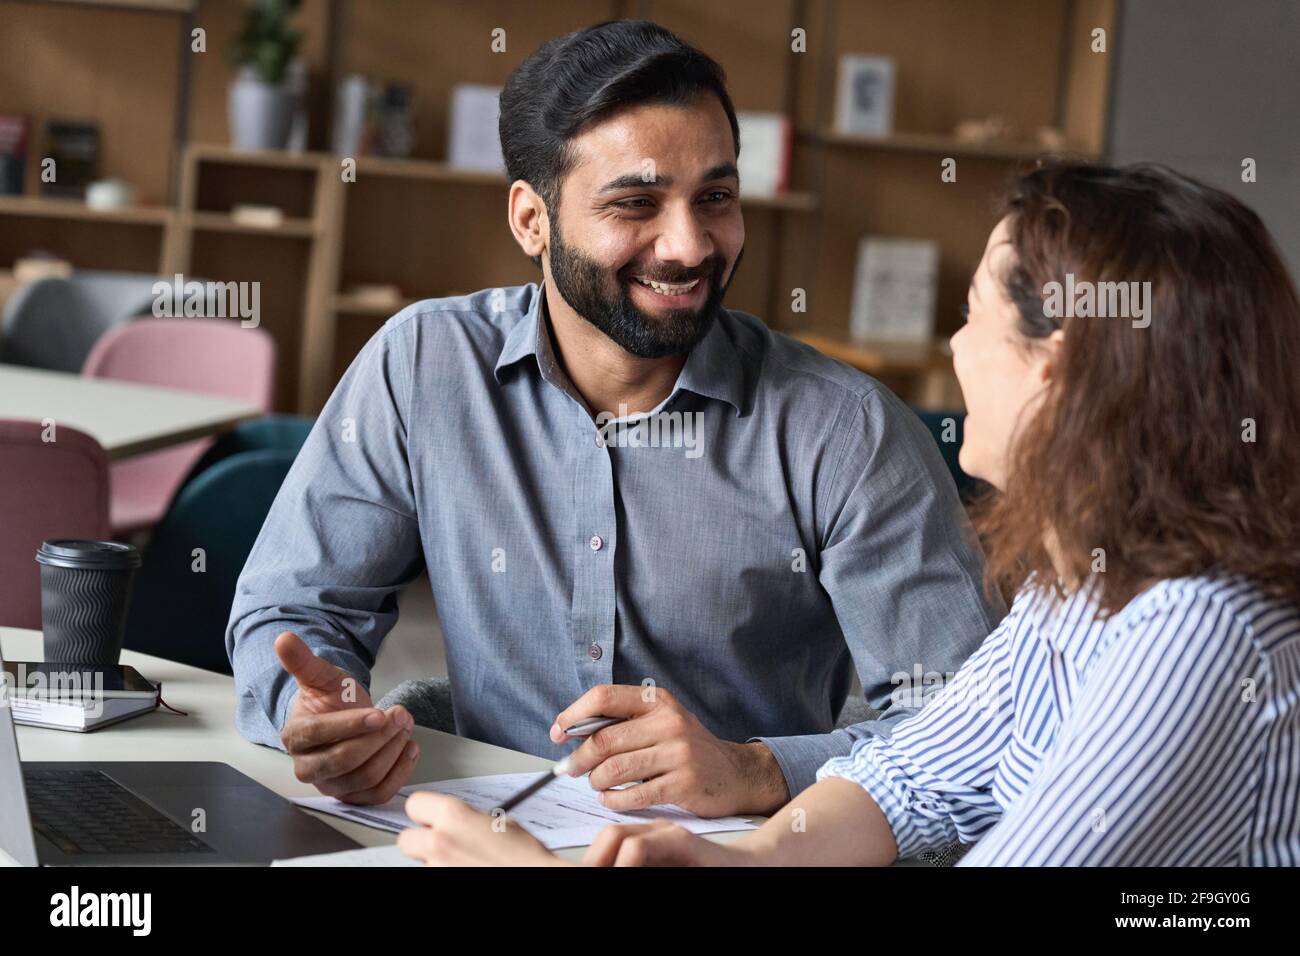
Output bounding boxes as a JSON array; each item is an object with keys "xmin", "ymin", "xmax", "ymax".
[{"xmin": 0, "ymin": 658, "xmax": 362, "ymax": 866}]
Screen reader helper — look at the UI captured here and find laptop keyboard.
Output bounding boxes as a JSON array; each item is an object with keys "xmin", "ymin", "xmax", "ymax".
[{"xmin": 25, "ymin": 768, "xmax": 214, "ymax": 856}]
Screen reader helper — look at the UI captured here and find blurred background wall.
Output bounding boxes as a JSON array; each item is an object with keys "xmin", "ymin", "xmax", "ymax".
[{"xmin": 1109, "ymin": 0, "xmax": 1300, "ymax": 276}]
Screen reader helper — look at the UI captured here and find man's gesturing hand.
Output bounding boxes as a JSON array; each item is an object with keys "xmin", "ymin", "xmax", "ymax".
[
  {"xmin": 550, "ymin": 684, "xmax": 789, "ymax": 818},
  {"xmin": 276, "ymin": 631, "xmax": 418, "ymax": 805}
]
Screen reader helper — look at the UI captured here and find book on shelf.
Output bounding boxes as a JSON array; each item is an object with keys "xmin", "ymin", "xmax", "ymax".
[
  {"xmin": 41, "ymin": 120, "xmax": 99, "ymax": 198},
  {"xmin": 0, "ymin": 114, "xmax": 29, "ymax": 195}
]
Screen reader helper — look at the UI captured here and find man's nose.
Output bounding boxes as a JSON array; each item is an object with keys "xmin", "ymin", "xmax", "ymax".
[{"xmin": 653, "ymin": 203, "xmax": 714, "ymax": 270}]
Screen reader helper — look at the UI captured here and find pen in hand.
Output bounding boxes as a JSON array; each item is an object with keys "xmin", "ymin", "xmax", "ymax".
[{"xmin": 496, "ymin": 716, "xmax": 625, "ymax": 814}]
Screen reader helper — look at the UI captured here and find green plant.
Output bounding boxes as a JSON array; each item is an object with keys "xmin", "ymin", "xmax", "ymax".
[{"xmin": 227, "ymin": 0, "xmax": 303, "ymax": 85}]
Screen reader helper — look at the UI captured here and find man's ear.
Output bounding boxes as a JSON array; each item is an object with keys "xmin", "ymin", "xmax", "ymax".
[
  {"xmin": 508, "ymin": 180, "xmax": 548, "ymax": 263},
  {"xmin": 1038, "ymin": 328, "xmax": 1067, "ymax": 384}
]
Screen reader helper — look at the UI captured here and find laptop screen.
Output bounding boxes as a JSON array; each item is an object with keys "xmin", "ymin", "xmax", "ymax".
[{"xmin": 0, "ymin": 655, "xmax": 40, "ymax": 866}]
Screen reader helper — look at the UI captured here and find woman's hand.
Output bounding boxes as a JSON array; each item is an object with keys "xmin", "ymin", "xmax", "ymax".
[
  {"xmin": 582, "ymin": 821, "xmax": 759, "ymax": 866},
  {"xmin": 398, "ymin": 794, "xmax": 756, "ymax": 866},
  {"xmin": 397, "ymin": 793, "xmax": 570, "ymax": 866}
]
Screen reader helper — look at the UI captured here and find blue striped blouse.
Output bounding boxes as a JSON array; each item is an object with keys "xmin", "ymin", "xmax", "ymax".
[{"xmin": 817, "ymin": 575, "xmax": 1300, "ymax": 865}]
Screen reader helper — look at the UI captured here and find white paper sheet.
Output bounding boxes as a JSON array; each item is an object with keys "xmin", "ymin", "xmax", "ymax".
[
  {"xmin": 273, "ymin": 844, "xmax": 420, "ymax": 867},
  {"xmin": 292, "ymin": 772, "xmax": 757, "ymax": 850}
]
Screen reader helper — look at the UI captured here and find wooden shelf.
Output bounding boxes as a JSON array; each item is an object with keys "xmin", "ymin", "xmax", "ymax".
[
  {"xmin": 0, "ymin": 195, "xmax": 173, "ymax": 227},
  {"xmin": 187, "ymin": 144, "xmax": 326, "ymax": 171},
  {"xmin": 745, "ymin": 190, "xmax": 819, "ymax": 212},
  {"xmin": 816, "ymin": 129, "xmax": 1097, "ymax": 162},
  {"xmin": 794, "ymin": 330, "xmax": 964, "ymax": 409},
  {"xmin": 44, "ymin": 0, "xmax": 197, "ymax": 12},
  {"xmin": 331, "ymin": 292, "xmax": 417, "ymax": 316},
  {"xmin": 354, "ymin": 156, "xmax": 512, "ymax": 187},
  {"xmin": 187, "ymin": 211, "xmax": 317, "ymax": 237},
  {"xmin": 793, "ymin": 330, "xmax": 951, "ymax": 375}
]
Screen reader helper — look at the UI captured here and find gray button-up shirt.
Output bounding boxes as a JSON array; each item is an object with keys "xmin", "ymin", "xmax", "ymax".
[{"xmin": 226, "ymin": 282, "xmax": 1003, "ymax": 795}]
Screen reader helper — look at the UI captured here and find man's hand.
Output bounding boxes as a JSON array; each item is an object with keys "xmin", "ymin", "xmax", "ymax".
[
  {"xmin": 398, "ymin": 793, "xmax": 568, "ymax": 866},
  {"xmin": 550, "ymin": 684, "xmax": 789, "ymax": 817},
  {"xmin": 276, "ymin": 630, "xmax": 418, "ymax": 805}
]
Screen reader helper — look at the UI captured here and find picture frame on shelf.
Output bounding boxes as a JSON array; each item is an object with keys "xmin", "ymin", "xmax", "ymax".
[
  {"xmin": 736, "ymin": 111, "xmax": 791, "ymax": 198},
  {"xmin": 447, "ymin": 84, "xmax": 505, "ymax": 174},
  {"xmin": 834, "ymin": 55, "xmax": 896, "ymax": 137},
  {"xmin": 849, "ymin": 236, "xmax": 939, "ymax": 345}
]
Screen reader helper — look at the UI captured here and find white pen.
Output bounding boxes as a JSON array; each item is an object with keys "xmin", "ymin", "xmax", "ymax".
[{"xmin": 497, "ymin": 716, "xmax": 626, "ymax": 813}]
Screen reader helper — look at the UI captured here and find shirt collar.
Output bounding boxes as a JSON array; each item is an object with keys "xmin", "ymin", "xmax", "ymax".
[
  {"xmin": 672, "ymin": 314, "xmax": 745, "ymax": 416},
  {"xmin": 492, "ymin": 283, "xmax": 546, "ymax": 382},
  {"xmin": 493, "ymin": 282, "xmax": 745, "ymax": 416}
]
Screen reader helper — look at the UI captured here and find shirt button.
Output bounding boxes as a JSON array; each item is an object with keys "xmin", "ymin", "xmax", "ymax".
[
  {"xmin": 589, "ymin": 535, "xmax": 604, "ymax": 552},
  {"xmin": 588, "ymin": 642, "xmax": 603, "ymax": 661},
  {"xmin": 594, "ymin": 432, "xmax": 605, "ymax": 448}
]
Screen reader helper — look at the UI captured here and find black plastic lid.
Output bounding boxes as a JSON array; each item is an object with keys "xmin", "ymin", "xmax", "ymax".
[{"xmin": 35, "ymin": 539, "xmax": 141, "ymax": 571}]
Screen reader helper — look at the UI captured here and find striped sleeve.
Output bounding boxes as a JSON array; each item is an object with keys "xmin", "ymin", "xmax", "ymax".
[
  {"xmin": 816, "ymin": 598, "xmax": 1019, "ymax": 859},
  {"xmin": 961, "ymin": 586, "xmax": 1270, "ymax": 866}
]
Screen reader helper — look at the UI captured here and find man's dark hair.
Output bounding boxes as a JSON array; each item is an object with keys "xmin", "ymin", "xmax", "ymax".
[{"xmin": 499, "ymin": 19, "xmax": 740, "ymax": 264}]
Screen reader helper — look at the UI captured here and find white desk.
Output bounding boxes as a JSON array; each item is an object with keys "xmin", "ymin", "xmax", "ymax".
[
  {"xmin": 0, "ymin": 627, "xmax": 756, "ymax": 865},
  {"xmin": 0, "ymin": 365, "xmax": 261, "ymax": 461}
]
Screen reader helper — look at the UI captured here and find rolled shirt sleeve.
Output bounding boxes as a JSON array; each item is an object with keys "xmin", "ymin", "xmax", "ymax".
[
  {"xmin": 816, "ymin": 594, "xmax": 1020, "ymax": 859},
  {"xmin": 756, "ymin": 387, "xmax": 1006, "ymax": 794},
  {"xmin": 225, "ymin": 311, "xmax": 426, "ymax": 748}
]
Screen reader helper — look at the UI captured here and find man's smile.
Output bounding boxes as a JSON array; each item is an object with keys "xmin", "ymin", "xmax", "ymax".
[{"xmin": 627, "ymin": 273, "xmax": 709, "ymax": 310}]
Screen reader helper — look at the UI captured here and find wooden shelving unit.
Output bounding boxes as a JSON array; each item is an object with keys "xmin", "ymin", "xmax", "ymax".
[
  {"xmin": 2, "ymin": 0, "xmax": 1117, "ymax": 414},
  {"xmin": 163, "ymin": 145, "xmax": 342, "ymax": 414},
  {"xmin": 771, "ymin": 0, "xmax": 1118, "ymax": 410},
  {"xmin": 0, "ymin": 196, "xmax": 176, "ymax": 277}
]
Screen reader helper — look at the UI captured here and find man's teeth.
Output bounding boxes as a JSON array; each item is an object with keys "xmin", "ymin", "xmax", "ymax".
[{"xmin": 634, "ymin": 276, "xmax": 700, "ymax": 295}]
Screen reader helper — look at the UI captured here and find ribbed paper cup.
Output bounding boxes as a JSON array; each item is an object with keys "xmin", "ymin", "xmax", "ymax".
[{"xmin": 35, "ymin": 540, "xmax": 141, "ymax": 665}]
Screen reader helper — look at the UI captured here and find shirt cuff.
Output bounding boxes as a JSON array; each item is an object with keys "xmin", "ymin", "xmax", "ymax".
[
  {"xmin": 276, "ymin": 683, "xmax": 301, "ymax": 732},
  {"xmin": 233, "ymin": 657, "xmax": 298, "ymax": 750},
  {"xmin": 751, "ymin": 731, "xmax": 853, "ymax": 798},
  {"xmin": 816, "ymin": 748, "xmax": 956, "ymax": 860}
]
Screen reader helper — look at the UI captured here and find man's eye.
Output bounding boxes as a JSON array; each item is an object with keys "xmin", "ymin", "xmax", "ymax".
[
  {"xmin": 703, "ymin": 191, "xmax": 734, "ymax": 203},
  {"xmin": 614, "ymin": 198, "xmax": 654, "ymax": 210}
]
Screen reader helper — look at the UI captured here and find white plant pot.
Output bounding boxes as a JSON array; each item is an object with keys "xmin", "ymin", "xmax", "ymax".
[{"xmin": 228, "ymin": 77, "xmax": 296, "ymax": 151}]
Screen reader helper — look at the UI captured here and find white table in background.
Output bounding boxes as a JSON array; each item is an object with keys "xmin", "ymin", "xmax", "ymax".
[{"xmin": 0, "ymin": 365, "xmax": 261, "ymax": 461}]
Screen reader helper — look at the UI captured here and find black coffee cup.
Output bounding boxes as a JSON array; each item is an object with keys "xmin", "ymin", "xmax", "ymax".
[{"xmin": 35, "ymin": 540, "xmax": 141, "ymax": 665}]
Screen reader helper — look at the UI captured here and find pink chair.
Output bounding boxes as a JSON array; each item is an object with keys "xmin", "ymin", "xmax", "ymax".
[
  {"xmin": 0, "ymin": 420, "xmax": 111, "ymax": 629},
  {"xmin": 81, "ymin": 318, "xmax": 275, "ymax": 535}
]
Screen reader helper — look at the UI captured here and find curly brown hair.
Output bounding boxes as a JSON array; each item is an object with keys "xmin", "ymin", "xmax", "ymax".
[{"xmin": 972, "ymin": 162, "xmax": 1300, "ymax": 615}]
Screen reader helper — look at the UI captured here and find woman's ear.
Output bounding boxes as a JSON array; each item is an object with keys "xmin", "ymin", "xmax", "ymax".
[
  {"xmin": 508, "ymin": 181, "xmax": 548, "ymax": 262},
  {"xmin": 1038, "ymin": 328, "xmax": 1067, "ymax": 384}
]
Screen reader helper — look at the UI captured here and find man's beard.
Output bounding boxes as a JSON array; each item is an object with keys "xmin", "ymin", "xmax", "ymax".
[{"xmin": 547, "ymin": 218, "xmax": 740, "ymax": 359}]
